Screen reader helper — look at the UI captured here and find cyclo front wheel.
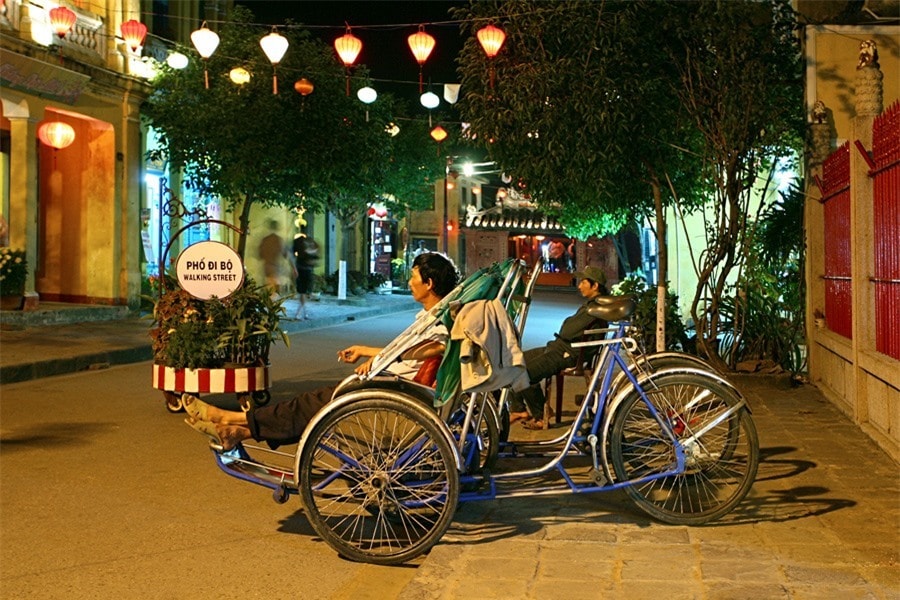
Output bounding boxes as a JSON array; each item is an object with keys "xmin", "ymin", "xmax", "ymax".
[
  {"xmin": 609, "ymin": 372, "xmax": 759, "ymax": 525},
  {"xmin": 297, "ymin": 393, "xmax": 459, "ymax": 565}
]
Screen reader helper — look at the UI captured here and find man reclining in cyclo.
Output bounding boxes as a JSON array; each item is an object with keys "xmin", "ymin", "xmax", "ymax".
[{"xmin": 184, "ymin": 254, "xmax": 609, "ymax": 448}]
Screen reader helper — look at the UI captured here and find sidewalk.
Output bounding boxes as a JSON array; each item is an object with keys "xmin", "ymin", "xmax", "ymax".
[
  {"xmin": 399, "ymin": 373, "xmax": 899, "ymax": 599},
  {"xmin": 0, "ymin": 293, "xmax": 417, "ymax": 384}
]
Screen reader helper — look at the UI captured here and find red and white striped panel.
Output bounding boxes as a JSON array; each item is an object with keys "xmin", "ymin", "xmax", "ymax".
[{"xmin": 151, "ymin": 364, "xmax": 269, "ymax": 393}]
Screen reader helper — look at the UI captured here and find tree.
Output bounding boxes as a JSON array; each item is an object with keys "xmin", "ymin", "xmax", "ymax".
[
  {"xmin": 454, "ymin": 0, "xmax": 703, "ymax": 350},
  {"xmin": 143, "ymin": 6, "xmax": 439, "ymax": 263},
  {"xmin": 454, "ymin": 1, "xmax": 803, "ymax": 361}
]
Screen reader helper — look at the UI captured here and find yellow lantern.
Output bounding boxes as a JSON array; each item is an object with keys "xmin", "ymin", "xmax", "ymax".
[
  {"xmin": 334, "ymin": 26, "xmax": 362, "ymax": 96},
  {"xmin": 190, "ymin": 22, "xmax": 220, "ymax": 89},
  {"xmin": 430, "ymin": 125, "xmax": 448, "ymax": 143},
  {"xmin": 38, "ymin": 121, "xmax": 76, "ymax": 149},
  {"xmin": 229, "ymin": 67, "xmax": 251, "ymax": 86}
]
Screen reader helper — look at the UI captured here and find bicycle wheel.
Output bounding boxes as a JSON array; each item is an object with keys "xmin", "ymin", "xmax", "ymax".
[
  {"xmin": 297, "ymin": 395, "xmax": 459, "ymax": 565},
  {"xmin": 449, "ymin": 395, "xmax": 500, "ymax": 473},
  {"xmin": 609, "ymin": 372, "xmax": 758, "ymax": 525}
]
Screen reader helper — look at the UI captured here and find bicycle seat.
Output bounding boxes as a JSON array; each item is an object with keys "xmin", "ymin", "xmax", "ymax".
[{"xmin": 586, "ymin": 295, "xmax": 635, "ymax": 321}]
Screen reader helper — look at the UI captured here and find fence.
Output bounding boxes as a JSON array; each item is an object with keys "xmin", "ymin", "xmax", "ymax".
[
  {"xmin": 872, "ymin": 101, "xmax": 900, "ymax": 361},
  {"xmin": 820, "ymin": 142, "xmax": 853, "ymax": 339}
]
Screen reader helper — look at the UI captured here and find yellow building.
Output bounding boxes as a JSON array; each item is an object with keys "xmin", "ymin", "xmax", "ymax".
[{"xmin": 0, "ymin": 0, "xmax": 232, "ymax": 309}]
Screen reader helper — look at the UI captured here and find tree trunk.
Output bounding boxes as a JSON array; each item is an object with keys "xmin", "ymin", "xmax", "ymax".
[
  {"xmin": 236, "ymin": 192, "xmax": 253, "ymax": 259},
  {"xmin": 652, "ymin": 178, "xmax": 667, "ymax": 352}
]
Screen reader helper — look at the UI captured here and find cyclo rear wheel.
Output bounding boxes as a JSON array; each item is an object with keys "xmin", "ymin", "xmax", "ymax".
[
  {"xmin": 297, "ymin": 393, "xmax": 459, "ymax": 565},
  {"xmin": 609, "ymin": 372, "xmax": 759, "ymax": 525}
]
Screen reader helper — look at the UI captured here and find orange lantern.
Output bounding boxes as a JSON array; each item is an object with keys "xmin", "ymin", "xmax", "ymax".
[
  {"xmin": 334, "ymin": 27, "xmax": 362, "ymax": 66},
  {"xmin": 38, "ymin": 121, "xmax": 76, "ymax": 149},
  {"xmin": 477, "ymin": 24, "xmax": 505, "ymax": 90},
  {"xmin": 334, "ymin": 26, "xmax": 362, "ymax": 96},
  {"xmin": 294, "ymin": 78, "xmax": 314, "ymax": 96},
  {"xmin": 430, "ymin": 125, "xmax": 448, "ymax": 143},
  {"xmin": 476, "ymin": 24, "xmax": 506, "ymax": 58},
  {"xmin": 408, "ymin": 25, "xmax": 435, "ymax": 93},
  {"xmin": 49, "ymin": 6, "xmax": 77, "ymax": 39},
  {"xmin": 121, "ymin": 19, "xmax": 147, "ymax": 52}
]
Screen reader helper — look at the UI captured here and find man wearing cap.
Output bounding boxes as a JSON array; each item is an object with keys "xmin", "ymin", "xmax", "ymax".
[{"xmin": 510, "ymin": 265, "xmax": 609, "ymax": 429}]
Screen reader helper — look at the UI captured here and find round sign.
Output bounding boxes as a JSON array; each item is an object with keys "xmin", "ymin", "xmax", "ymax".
[{"xmin": 175, "ymin": 241, "xmax": 245, "ymax": 300}]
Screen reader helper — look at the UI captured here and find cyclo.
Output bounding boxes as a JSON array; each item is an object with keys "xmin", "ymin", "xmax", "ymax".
[{"xmin": 207, "ymin": 258, "xmax": 759, "ymax": 565}]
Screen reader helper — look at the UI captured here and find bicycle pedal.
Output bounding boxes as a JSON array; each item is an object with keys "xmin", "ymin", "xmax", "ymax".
[{"xmin": 589, "ymin": 468, "xmax": 607, "ymax": 486}]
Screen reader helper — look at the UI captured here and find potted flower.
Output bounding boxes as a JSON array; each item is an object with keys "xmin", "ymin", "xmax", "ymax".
[
  {"xmin": 0, "ymin": 248, "xmax": 27, "ymax": 310},
  {"xmin": 148, "ymin": 274, "xmax": 290, "ymax": 411}
]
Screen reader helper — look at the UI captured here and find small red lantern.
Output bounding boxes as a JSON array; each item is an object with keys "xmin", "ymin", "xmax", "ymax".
[
  {"xmin": 408, "ymin": 25, "xmax": 436, "ymax": 93},
  {"xmin": 121, "ymin": 19, "xmax": 147, "ymax": 52},
  {"xmin": 49, "ymin": 6, "xmax": 77, "ymax": 39},
  {"xmin": 38, "ymin": 121, "xmax": 76, "ymax": 149}
]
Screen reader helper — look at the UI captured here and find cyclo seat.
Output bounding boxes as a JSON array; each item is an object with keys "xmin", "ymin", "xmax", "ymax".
[{"xmin": 587, "ymin": 295, "xmax": 635, "ymax": 322}]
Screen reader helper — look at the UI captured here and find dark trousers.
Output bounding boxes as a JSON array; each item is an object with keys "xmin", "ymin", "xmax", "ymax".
[
  {"xmin": 246, "ymin": 385, "xmax": 334, "ymax": 448},
  {"xmin": 511, "ymin": 346, "xmax": 576, "ymax": 417}
]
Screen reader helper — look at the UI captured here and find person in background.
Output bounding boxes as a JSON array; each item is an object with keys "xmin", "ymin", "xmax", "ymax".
[
  {"xmin": 184, "ymin": 252, "xmax": 460, "ymax": 450},
  {"xmin": 509, "ymin": 265, "xmax": 609, "ymax": 429},
  {"xmin": 258, "ymin": 219, "xmax": 295, "ymax": 298},
  {"xmin": 292, "ymin": 231, "xmax": 320, "ymax": 320}
]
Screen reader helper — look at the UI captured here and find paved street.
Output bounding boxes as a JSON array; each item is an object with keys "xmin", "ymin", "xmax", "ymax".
[{"xmin": 1, "ymin": 291, "xmax": 898, "ymax": 599}]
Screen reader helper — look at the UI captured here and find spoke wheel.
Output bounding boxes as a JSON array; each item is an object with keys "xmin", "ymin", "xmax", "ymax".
[
  {"xmin": 609, "ymin": 372, "xmax": 759, "ymax": 525},
  {"xmin": 298, "ymin": 396, "xmax": 459, "ymax": 565}
]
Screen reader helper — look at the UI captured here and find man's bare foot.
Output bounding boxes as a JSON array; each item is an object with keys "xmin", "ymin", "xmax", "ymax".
[
  {"xmin": 216, "ymin": 424, "xmax": 252, "ymax": 450},
  {"xmin": 509, "ymin": 411, "xmax": 530, "ymax": 424}
]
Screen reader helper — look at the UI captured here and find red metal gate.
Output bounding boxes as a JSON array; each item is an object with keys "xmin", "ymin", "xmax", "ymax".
[
  {"xmin": 821, "ymin": 142, "xmax": 853, "ymax": 339},
  {"xmin": 872, "ymin": 101, "xmax": 900, "ymax": 360}
]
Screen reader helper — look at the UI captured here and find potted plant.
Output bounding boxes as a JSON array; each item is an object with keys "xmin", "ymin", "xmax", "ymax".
[
  {"xmin": 0, "ymin": 248, "xmax": 27, "ymax": 310},
  {"xmin": 148, "ymin": 274, "xmax": 289, "ymax": 411}
]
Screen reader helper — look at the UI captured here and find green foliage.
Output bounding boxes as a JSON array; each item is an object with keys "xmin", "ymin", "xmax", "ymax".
[
  {"xmin": 324, "ymin": 269, "xmax": 369, "ymax": 296},
  {"xmin": 717, "ymin": 181, "xmax": 807, "ymax": 373},
  {"xmin": 366, "ymin": 272, "xmax": 387, "ymax": 290},
  {"xmin": 149, "ymin": 276, "xmax": 288, "ymax": 369},
  {"xmin": 0, "ymin": 248, "xmax": 27, "ymax": 295},
  {"xmin": 612, "ymin": 274, "xmax": 687, "ymax": 351}
]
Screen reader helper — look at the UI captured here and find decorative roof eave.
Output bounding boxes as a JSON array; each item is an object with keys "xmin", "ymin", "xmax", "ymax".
[{"xmin": 462, "ymin": 207, "xmax": 566, "ymax": 235}]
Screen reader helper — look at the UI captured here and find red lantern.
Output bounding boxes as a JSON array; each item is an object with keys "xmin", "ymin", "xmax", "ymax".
[
  {"xmin": 408, "ymin": 25, "xmax": 435, "ymax": 93},
  {"xmin": 38, "ymin": 121, "xmax": 76, "ymax": 149},
  {"xmin": 49, "ymin": 6, "xmax": 77, "ymax": 39},
  {"xmin": 121, "ymin": 19, "xmax": 147, "ymax": 52}
]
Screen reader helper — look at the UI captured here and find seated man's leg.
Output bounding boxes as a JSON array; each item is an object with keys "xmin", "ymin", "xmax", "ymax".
[
  {"xmin": 247, "ymin": 385, "xmax": 335, "ymax": 449},
  {"xmin": 510, "ymin": 346, "xmax": 574, "ymax": 419}
]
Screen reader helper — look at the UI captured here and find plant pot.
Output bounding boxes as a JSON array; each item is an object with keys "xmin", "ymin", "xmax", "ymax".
[{"xmin": 0, "ymin": 294, "xmax": 23, "ymax": 311}]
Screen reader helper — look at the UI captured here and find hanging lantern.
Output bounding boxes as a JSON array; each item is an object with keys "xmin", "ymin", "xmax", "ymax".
[
  {"xmin": 357, "ymin": 86, "xmax": 377, "ymax": 104},
  {"xmin": 420, "ymin": 91, "xmax": 440, "ymax": 109},
  {"xmin": 334, "ymin": 26, "xmax": 362, "ymax": 96},
  {"xmin": 294, "ymin": 78, "xmax": 314, "ymax": 96},
  {"xmin": 385, "ymin": 122, "xmax": 400, "ymax": 137},
  {"xmin": 407, "ymin": 25, "xmax": 435, "ymax": 93},
  {"xmin": 430, "ymin": 125, "xmax": 448, "ymax": 143},
  {"xmin": 334, "ymin": 27, "xmax": 362, "ymax": 66},
  {"xmin": 260, "ymin": 29, "xmax": 289, "ymax": 94},
  {"xmin": 191, "ymin": 22, "xmax": 220, "ymax": 89},
  {"xmin": 477, "ymin": 24, "xmax": 506, "ymax": 90},
  {"xmin": 38, "ymin": 121, "xmax": 76, "ymax": 149},
  {"xmin": 166, "ymin": 52, "xmax": 189, "ymax": 69},
  {"xmin": 229, "ymin": 67, "xmax": 251, "ymax": 86},
  {"xmin": 477, "ymin": 24, "xmax": 506, "ymax": 58},
  {"xmin": 49, "ymin": 6, "xmax": 77, "ymax": 40},
  {"xmin": 121, "ymin": 19, "xmax": 147, "ymax": 52}
]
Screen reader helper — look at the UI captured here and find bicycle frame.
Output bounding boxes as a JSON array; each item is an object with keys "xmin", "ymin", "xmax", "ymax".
[{"xmin": 457, "ymin": 320, "xmax": 748, "ymax": 502}]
